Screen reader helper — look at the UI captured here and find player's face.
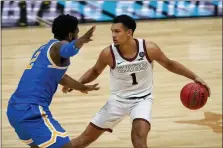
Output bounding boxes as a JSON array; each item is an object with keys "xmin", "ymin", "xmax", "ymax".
[
  {"xmin": 111, "ymin": 23, "xmax": 132, "ymax": 45},
  {"xmin": 73, "ymin": 27, "xmax": 79, "ymax": 39},
  {"xmin": 68, "ymin": 27, "xmax": 79, "ymax": 42}
]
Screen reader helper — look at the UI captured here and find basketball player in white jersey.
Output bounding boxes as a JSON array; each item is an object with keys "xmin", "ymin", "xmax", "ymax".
[{"xmin": 63, "ymin": 15, "xmax": 210, "ymax": 148}]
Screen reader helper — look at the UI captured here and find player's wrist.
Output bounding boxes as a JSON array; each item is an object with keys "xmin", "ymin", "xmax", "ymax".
[
  {"xmin": 75, "ymin": 37, "xmax": 85, "ymax": 49},
  {"xmin": 193, "ymin": 75, "xmax": 199, "ymax": 81}
]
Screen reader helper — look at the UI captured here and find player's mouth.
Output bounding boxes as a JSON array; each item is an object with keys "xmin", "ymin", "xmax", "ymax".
[{"xmin": 113, "ymin": 39, "xmax": 118, "ymax": 43}]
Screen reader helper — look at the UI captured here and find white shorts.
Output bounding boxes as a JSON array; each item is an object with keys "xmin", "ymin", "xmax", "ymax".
[{"xmin": 90, "ymin": 93, "xmax": 153, "ymax": 132}]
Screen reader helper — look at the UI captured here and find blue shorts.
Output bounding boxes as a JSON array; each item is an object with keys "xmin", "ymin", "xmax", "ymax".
[{"xmin": 6, "ymin": 103, "xmax": 70, "ymax": 148}]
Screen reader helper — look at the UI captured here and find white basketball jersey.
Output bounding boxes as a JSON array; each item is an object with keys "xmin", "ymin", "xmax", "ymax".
[{"xmin": 110, "ymin": 39, "xmax": 153, "ymax": 99}]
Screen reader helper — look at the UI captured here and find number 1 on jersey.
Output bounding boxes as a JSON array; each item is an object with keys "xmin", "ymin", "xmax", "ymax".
[{"xmin": 131, "ymin": 73, "xmax": 138, "ymax": 85}]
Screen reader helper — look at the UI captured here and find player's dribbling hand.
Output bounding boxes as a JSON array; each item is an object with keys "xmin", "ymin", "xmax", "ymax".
[
  {"xmin": 75, "ymin": 25, "xmax": 96, "ymax": 49},
  {"xmin": 194, "ymin": 76, "xmax": 211, "ymax": 97}
]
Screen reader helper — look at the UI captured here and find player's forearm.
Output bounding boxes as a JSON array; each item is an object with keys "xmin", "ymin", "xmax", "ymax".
[
  {"xmin": 75, "ymin": 38, "xmax": 85, "ymax": 49},
  {"xmin": 60, "ymin": 74, "xmax": 86, "ymax": 91},
  {"xmin": 79, "ymin": 68, "xmax": 100, "ymax": 84},
  {"xmin": 167, "ymin": 60, "xmax": 198, "ymax": 80}
]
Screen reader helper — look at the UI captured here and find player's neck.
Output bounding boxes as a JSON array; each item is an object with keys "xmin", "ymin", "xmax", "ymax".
[{"xmin": 118, "ymin": 39, "xmax": 137, "ymax": 54}]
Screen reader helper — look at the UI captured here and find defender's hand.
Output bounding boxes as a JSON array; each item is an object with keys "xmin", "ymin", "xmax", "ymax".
[
  {"xmin": 75, "ymin": 25, "xmax": 96, "ymax": 48},
  {"xmin": 62, "ymin": 86, "xmax": 73, "ymax": 94}
]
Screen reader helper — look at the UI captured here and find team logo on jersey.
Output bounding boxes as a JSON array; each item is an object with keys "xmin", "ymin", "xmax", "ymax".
[
  {"xmin": 138, "ymin": 52, "xmax": 145, "ymax": 61},
  {"xmin": 139, "ymin": 52, "xmax": 145, "ymax": 58},
  {"xmin": 117, "ymin": 61, "xmax": 148, "ymax": 73},
  {"xmin": 117, "ymin": 61, "xmax": 124, "ymax": 65}
]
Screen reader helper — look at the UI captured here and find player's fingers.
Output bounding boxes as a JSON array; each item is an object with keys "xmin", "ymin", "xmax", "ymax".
[
  {"xmin": 203, "ymin": 82, "xmax": 210, "ymax": 96},
  {"xmin": 92, "ymin": 83, "xmax": 100, "ymax": 90},
  {"xmin": 93, "ymin": 83, "xmax": 99, "ymax": 87},
  {"xmin": 68, "ymin": 88, "xmax": 73, "ymax": 92},
  {"xmin": 94, "ymin": 86, "xmax": 100, "ymax": 90},
  {"xmin": 85, "ymin": 26, "xmax": 95, "ymax": 36},
  {"xmin": 62, "ymin": 87, "xmax": 67, "ymax": 93},
  {"xmin": 87, "ymin": 27, "xmax": 95, "ymax": 36},
  {"xmin": 92, "ymin": 25, "xmax": 96, "ymax": 31},
  {"xmin": 80, "ymin": 90, "xmax": 88, "ymax": 94},
  {"xmin": 202, "ymin": 84, "xmax": 210, "ymax": 97},
  {"xmin": 206, "ymin": 86, "xmax": 211, "ymax": 97},
  {"xmin": 89, "ymin": 25, "xmax": 96, "ymax": 32},
  {"xmin": 86, "ymin": 39, "xmax": 93, "ymax": 43}
]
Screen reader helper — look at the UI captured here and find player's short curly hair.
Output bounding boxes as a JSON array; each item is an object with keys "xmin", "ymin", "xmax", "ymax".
[
  {"xmin": 52, "ymin": 14, "xmax": 78, "ymax": 40},
  {"xmin": 112, "ymin": 15, "xmax": 136, "ymax": 35}
]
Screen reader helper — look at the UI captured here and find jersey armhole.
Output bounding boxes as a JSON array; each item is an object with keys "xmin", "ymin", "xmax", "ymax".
[
  {"xmin": 143, "ymin": 39, "xmax": 152, "ymax": 63},
  {"xmin": 110, "ymin": 45, "xmax": 116, "ymax": 69},
  {"xmin": 47, "ymin": 41, "xmax": 68, "ymax": 69}
]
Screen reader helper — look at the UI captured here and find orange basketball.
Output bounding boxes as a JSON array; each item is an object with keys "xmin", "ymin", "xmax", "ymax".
[{"xmin": 180, "ymin": 83, "xmax": 209, "ymax": 110}]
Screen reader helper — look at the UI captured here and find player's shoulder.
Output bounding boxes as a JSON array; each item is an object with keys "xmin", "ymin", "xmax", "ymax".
[
  {"xmin": 51, "ymin": 40, "xmax": 66, "ymax": 48},
  {"xmin": 100, "ymin": 45, "xmax": 112, "ymax": 57},
  {"xmin": 143, "ymin": 40, "xmax": 160, "ymax": 52},
  {"xmin": 98, "ymin": 46, "xmax": 114, "ymax": 66}
]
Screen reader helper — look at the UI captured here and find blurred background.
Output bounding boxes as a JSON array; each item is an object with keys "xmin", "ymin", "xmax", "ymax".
[
  {"xmin": 1, "ymin": 1, "xmax": 222, "ymax": 148},
  {"xmin": 1, "ymin": 1, "xmax": 222, "ymax": 27}
]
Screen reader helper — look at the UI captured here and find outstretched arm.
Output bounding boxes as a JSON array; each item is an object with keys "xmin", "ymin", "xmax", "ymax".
[
  {"xmin": 52, "ymin": 25, "xmax": 96, "ymax": 59},
  {"xmin": 79, "ymin": 47, "xmax": 112, "ymax": 84},
  {"xmin": 146, "ymin": 41, "xmax": 210, "ymax": 96}
]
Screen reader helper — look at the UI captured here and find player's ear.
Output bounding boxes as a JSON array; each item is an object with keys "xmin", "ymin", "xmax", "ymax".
[
  {"xmin": 68, "ymin": 32, "xmax": 73, "ymax": 40},
  {"xmin": 127, "ymin": 29, "xmax": 133, "ymax": 36}
]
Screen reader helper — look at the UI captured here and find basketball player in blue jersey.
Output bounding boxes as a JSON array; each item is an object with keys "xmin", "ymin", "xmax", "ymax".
[
  {"xmin": 6, "ymin": 14, "xmax": 100, "ymax": 148},
  {"xmin": 62, "ymin": 15, "xmax": 211, "ymax": 148}
]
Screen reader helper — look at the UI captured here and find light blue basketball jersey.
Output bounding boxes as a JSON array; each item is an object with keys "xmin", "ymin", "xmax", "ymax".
[{"xmin": 9, "ymin": 39, "xmax": 70, "ymax": 107}]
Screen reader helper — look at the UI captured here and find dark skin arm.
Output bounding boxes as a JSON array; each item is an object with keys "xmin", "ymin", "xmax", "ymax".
[
  {"xmin": 47, "ymin": 25, "xmax": 99, "ymax": 93},
  {"xmin": 50, "ymin": 25, "xmax": 96, "ymax": 67},
  {"xmin": 145, "ymin": 41, "xmax": 210, "ymax": 96}
]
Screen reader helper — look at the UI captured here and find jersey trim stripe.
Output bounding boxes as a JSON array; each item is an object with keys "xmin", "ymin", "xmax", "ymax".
[
  {"xmin": 47, "ymin": 41, "xmax": 68, "ymax": 70},
  {"xmin": 20, "ymin": 139, "xmax": 33, "ymax": 145},
  {"xmin": 110, "ymin": 45, "xmax": 116, "ymax": 69},
  {"xmin": 127, "ymin": 93, "xmax": 151, "ymax": 100},
  {"xmin": 116, "ymin": 39, "xmax": 139, "ymax": 62},
  {"xmin": 38, "ymin": 106, "xmax": 68, "ymax": 148},
  {"xmin": 143, "ymin": 39, "xmax": 152, "ymax": 63}
]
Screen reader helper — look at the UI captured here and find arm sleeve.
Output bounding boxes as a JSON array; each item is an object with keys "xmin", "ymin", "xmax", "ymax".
[{"xmin": 60, "ymin": 40, "xmax": 80, "ymax": 58}]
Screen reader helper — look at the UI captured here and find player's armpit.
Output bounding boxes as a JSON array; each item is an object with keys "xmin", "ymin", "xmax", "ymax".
[
  {"xmin": 52, "ymin": 41, "xmax": 79, "ymax": 59},
  {"xmin": 145, "ymin": 41, "xmax": 172, "ymax": 69},
  {"xmin": 145, "ymin": 41, "xmax": 202, "ymax": 84},
  {"xmin": 93, "ymin": 47, "xmax": 111, "ymax": 74}
]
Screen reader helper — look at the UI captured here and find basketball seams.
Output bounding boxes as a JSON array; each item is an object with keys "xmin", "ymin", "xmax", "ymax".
[
  {"xmin": 181, "ymin": 82, "xmax": 208, "ymax": 110},
  {"xmin": 187, "ymin": 84, "xmax": 195, "ymax": 109},
  {"xmin": 198, "ymin": 83, "xmax": 201, "ymax": 107}
]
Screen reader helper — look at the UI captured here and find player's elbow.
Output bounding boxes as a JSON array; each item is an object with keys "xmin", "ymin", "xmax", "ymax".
[
  {"xmin": 91, "ymin": 67, "xmax": 102, "ymax": 77},
  {"xmin": 164, "ymin": 59, "xmax": 175, "ymax": 71}
]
